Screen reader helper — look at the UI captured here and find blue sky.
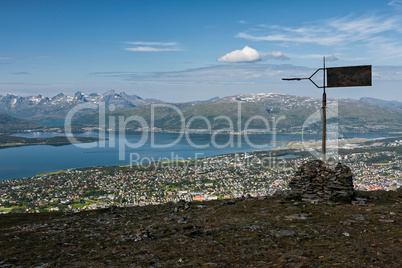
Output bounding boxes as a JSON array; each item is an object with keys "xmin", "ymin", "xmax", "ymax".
[{"xmin": 1, "ymin": 0, "xmax": 402, "ymax": 102}]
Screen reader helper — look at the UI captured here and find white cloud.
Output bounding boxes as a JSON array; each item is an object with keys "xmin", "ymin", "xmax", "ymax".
[
  {"xmin": 125, "ymin": 41, "xmax": 181, "ymax": 52},
  {"xmin": 389, "ymin": 0, "xmax": 402, "ymax": 8},
  {"xmin": 90, "ymin": 64, "xmax": 402, "ymax": 94},
  {"xmin": 263, "ymin": 51, "xmax": 289, "ymax": 60},
  {"xmin": 236, "ymin": 15, "xmax": 402, "ymax": 59},
  {"xmin": 238, "ymin": 16, "xmax": 401, "ymax": 45},
  {"xmin": 0, "ymin": 56, "xmax": 54, "ymax": 61},
  {"xmin": 91, "ymin": 64, "xmax": 313, "ymax": 84},
  {"xmin": 125, "ymin": 47, "xmax": 181, "ymax": 52},
  {"xmin": 125, "ymin": 41, "xmax": 178, "ymax": 46},
  {"xmin": 217, "ymin": 46, "xmax": 261, "ymax": 63}
]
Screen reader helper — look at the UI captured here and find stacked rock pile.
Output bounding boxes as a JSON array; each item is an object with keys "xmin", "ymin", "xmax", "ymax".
[{"xmin": 287, "ymin": 160, "xmax": 355, "ymax": 203}]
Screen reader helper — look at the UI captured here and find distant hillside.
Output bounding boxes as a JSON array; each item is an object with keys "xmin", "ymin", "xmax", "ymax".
[
  {"xmin": 359, "ymin": 97, "xmax": 402, "ymax": 112},
  {"xmin": 73, "ymin": 93, "xmax": 402, "ymax": 133},
  {"xmin": 187, "ymin": 96, "xmax": 220, "ymax": 104},
  {"xmin": 0, "ymin": 113, "xmax": 43, "ymax": 134}
]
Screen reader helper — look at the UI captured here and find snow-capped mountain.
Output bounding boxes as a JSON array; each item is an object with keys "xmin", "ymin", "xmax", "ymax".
[
  {"xmin": 212, "ymin": 93, "xmax": 321, "ymax": 114},
  {"xmin": 0, "ymin": 90, "xmax": 158, "ymax": 122}
]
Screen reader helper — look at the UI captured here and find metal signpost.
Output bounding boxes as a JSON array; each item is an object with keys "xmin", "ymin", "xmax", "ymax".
[{"xmin": 282, "ymin": 58, "xmax": 372, "ymax": 161}]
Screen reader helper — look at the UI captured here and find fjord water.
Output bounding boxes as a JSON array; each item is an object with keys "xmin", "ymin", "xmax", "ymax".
[
  {"xmin": 1, "ymin": 132, "xmax": 282, "ymax": 180},
  {"xmin": 0, "ymin": 132, "xmax": 398, "ymax": 180}
]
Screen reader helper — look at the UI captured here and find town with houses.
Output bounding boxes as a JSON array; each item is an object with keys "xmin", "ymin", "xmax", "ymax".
[{"xmin": 0, "ymin": 138, "xmax": 401, "ymax": 214}]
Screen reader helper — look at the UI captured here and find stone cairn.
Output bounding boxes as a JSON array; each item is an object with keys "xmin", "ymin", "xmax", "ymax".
[{"xmin": 287, "ymin": 160, "xmax": 355, "ymax": 203}]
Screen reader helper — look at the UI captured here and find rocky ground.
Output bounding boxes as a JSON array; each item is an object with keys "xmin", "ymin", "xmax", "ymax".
[{"xmin": 0, "ymin": 190, "xmax": 401, "ymax": 267}]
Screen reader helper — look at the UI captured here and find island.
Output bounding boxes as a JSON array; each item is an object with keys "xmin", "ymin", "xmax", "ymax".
[{"xmin": 0, "ymin": 135, "xmax": 103, "ymax": 148}]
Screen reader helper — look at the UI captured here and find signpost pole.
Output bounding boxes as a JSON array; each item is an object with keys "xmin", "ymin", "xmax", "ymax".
[
  {"xmin": 322, "ymin": 57, "xmax": 326, "ymax": 161},
  {"xmin": 282, "ymin": 61, "xmax": 371, "ymax": 163}
]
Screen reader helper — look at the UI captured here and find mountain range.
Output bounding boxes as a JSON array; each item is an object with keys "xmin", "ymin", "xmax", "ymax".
[
  {"xmin": 73, "ymin": 92, "xmax": 402, "ymax": 133},
  {"xmin": 0, "ymin": 90, "xmax": 158, "ymax": 122},
  {"xmin": 1, "ymin": 91, "xmax": 401, "ymax": 133}
]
